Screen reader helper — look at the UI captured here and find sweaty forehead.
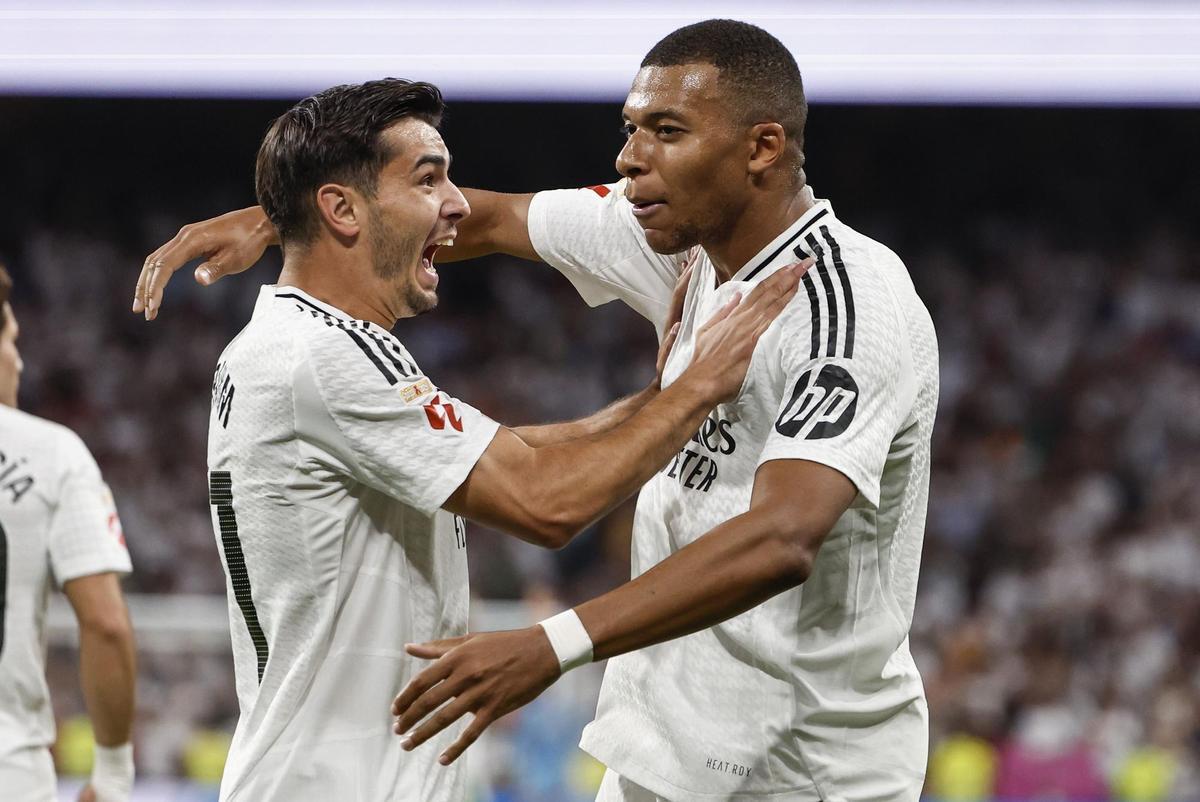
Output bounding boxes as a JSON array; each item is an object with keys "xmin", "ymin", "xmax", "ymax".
[{"xmin": 624, "ymin": 63, "xmax": 724, "ymax": 120}]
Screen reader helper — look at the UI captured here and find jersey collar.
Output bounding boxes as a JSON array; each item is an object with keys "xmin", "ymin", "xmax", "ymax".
[
  {"xmin": 269, "ymin": 285, "xmax": 354, "ymax": 321},
  {"xmin": 730, "ymin": 196, "xmax": 835, "ymax": 284}
]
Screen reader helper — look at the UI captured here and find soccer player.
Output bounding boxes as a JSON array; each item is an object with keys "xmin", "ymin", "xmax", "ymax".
[
  {"xmin": 181, "ymin": 78, "xmax": 800, "ymax": 802},
  {"xmin": 135, "ymin": 20, "xmax": 937, "ymax": 802},
  {"xmin": 0, "ymin": 264, "xmax": 136, "ymax": 802}
]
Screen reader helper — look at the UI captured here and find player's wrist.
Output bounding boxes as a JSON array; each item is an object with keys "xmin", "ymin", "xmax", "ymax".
[
  {"xmin": 537, "ymin": 609, "xmax": 593, "ymax": 674},
  {"xmin": 91, "ymin": 742, "xmax": 134, "ymax": 801}
]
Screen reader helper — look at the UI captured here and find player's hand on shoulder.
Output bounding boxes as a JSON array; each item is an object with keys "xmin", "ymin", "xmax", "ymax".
[
  {"xmin": 685, "ymin": 257, "xmax": 813, "ymax": 402},
  {"xmin": 653, "ymin": 252, "xmax": 699, "ymax": 389},
  {"xmin": 133, "ymin": 205, "xmax": 276, "ymax": 321},
  {"xmin": 391, "ymin": 628, "xmax": 560, "ymax": 765}
]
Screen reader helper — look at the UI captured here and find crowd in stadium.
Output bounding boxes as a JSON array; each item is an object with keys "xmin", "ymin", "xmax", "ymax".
[
  {"xmin": 10, "ymin": 208, "xmax": 1196, "ymax": 801},
  {"xmin": 3, "ymin": 97, "xmax": 1196, "ymax": 801}
]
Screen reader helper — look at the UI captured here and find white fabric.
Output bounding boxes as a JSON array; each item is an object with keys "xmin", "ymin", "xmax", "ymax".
[
  {"xmin": 596, "ymin": 768, "xmax": 673, "ymax": 802},
  {"xmin": 207, "ymin": 286, "xmax": 499, "ymax": 802},
  {"xmin": 527, "ymin": 179, "xmax": 685, "ymax": 330},
  {"xmin": 91, "ymin": 742, "xmax": 134, "ymax": 801},
  {"xmin": 530, "ymin": 190, "xmax": 938, "ymax": 802},
  {"xmin": 538, "ymin": 609, "xmax": 593, "ymax": 673},
  {"xmin": 0, "ymin": 406, "xmax": 131, "ymax": 787}
]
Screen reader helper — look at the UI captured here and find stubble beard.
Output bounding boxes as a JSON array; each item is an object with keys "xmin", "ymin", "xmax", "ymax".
[{"xmin": 369, "ymin": 208, "xmax": 438, "ymax": 317}]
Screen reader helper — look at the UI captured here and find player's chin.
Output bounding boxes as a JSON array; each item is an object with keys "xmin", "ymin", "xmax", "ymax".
[
  {"xmin": 409, "ymin": 287, "xmax": 439, "ymax": 316},
  {"xmin": 643, "ymin": 227, "xmax": 693, "ymax": 256}
]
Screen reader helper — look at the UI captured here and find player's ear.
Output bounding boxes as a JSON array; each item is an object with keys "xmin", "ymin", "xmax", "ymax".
[
  {"xmin": 315, "ymin": 183, "xmax": 363, "ymax": 240},
  {"xmin": 747, "ymin": 122, "xmax": 786, "ymax": 178}
]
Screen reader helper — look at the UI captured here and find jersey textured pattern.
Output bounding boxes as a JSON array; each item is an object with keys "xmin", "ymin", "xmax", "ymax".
[
  {"xmin": 0, "ymin": 406, "xmax": 130, "ymax": 798},
  {"xmin": 530, "ymin": 188, "xmax": 939, "ymax": 802},
  {"xmin": 207, "ymin": 286, "xmax": 498, "ymax": 802}
]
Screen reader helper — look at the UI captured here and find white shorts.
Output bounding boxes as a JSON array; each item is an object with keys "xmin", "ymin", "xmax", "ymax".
[
  {"xmin": 0, "ymin": 746, "xmax": 57, "ymax": 802},
  {"xmin": 595, "ymin": 769, "xmax": 674, "ymax": 802}
]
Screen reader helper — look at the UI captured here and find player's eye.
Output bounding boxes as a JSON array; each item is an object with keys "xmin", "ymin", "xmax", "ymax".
[
  {"xmin": 421, "ymin": 174, "xmax": 436, "ymax": 187},
  {"xmin": 657, "ymin": 125, "xmax": 682, "ymax": 137},
  {"xmin": 620, "ymin": 123, "xmax": 636, "ymax": 138}
]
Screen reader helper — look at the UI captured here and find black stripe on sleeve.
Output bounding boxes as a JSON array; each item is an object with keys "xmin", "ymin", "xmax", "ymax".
[
  {"xmin": 742, "ymin": 207, "xmax": 829, "ymax": 281},
  {"xmin": 806, "ymin": 232, "xmax": 838, "ymax": 357},
  {"xmin": 801, "ymin": 272, "xmax": 821, "ymax": 359},
  {"xmin": 278, "ymin": 292, "xmax": 400, "ymax": 384},
  {"xmin": 820, "ymin": 225, "xmax": 855, "ymax": 359}
]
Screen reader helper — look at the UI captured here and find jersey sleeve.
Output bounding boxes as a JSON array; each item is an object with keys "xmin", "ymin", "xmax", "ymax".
[
  {"xmin": 756, "ymin": 272, "xmax": 913, "ymax": 509},
  {"xmin": 299, "ymin": 327, "xmax": 501, "ymax": 516},
  {"xmin": 527, "ymin": 179, "xmax": 682, "ymax": 329},
  {"xmin": 46, "ymin": 429, "xmax": 132, "ymax": 585}
]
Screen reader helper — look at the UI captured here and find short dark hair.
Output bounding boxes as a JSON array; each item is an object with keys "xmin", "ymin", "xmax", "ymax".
[
  {"xmin": 642, "ymin": 19, "xmax": 807, "ymax": 154},
  {"xmin": 255, "ymin": 78, "xmax": 445, "ymax": 246}
]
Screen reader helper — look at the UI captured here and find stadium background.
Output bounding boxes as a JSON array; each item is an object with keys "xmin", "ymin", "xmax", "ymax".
[{"xmin": 1, "ymin": 4, "xmax": 1199, "ymax": 801}]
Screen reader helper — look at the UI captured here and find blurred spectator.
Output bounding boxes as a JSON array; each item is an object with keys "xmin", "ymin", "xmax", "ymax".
[{"xmin": 4, "ymin": 100, "xmax": 1197, "ymax": 800}]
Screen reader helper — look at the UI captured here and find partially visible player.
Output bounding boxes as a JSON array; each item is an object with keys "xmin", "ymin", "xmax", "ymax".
[
  {"xmin": 0, "ymin": 264, "xmax": 136, "ymax": 802},
  {"xmin": 194, "ymin": 78, "xmax": 801, "ymax": 801}
]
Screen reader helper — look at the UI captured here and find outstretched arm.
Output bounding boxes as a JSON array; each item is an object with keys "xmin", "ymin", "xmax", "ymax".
[
  {"xmin": 392, "ymin": 457, "xmax": 858, "ymax": 764},
  {"xmin": 133, "ymin": 189, "xmax": 538, "ymax": 320},
  {"xmin": 447, "ymin": 263, "xmax": 803, "ymax": 548}
]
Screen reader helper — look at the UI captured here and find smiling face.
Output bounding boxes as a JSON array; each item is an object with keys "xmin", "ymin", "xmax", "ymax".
[
  {"xmin": 364, "ymin": 118, "xmax": 469, "ymax": 316},
  {"xmin": 617, "ymin": 63, "xmax": 753, "ymax": 254}
]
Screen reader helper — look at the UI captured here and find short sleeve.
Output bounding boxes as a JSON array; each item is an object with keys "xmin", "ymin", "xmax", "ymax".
[
  {"xmin": 757, "ymin": 282, "xmax": 911, "ymax": 509},
  {"xmin": 47, "ymin": 430, "xmax": 132, "ymax": 585},
  {"xmin": 300, "ymin": 328, "xmax": 501, "ymax": 516},
  {"xmin": 527, "ymin": 179, "xmax": 682, "ymax": 329}
]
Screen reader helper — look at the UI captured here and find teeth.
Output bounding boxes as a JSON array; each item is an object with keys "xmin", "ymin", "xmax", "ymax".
[{"xmin": 435, "ymin": 238, "xmax": 454, "ymax": 247}]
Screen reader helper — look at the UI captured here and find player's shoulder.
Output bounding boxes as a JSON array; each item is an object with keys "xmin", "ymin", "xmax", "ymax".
[
  {"xmin": 288, "ymin": 307, "xmax": 423, "ymax": 396},
  {"xmin": 0, "ymin": 406, "xmax": 96, "ymax": 478}
]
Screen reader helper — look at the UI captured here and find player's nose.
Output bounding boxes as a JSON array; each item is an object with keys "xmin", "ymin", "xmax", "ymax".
[
  {"xmin": 616, "ymin": 136, "xmax": 648, "ymax": 179},
  {"xmin": 444, "ymin": 181, "xmax": 470, "ymax": 222}
]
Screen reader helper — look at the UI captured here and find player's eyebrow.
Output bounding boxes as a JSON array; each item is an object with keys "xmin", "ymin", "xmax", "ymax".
[
  {"xmin": 413, "ymin": 153, "xmax": 448, "ymax": 171},
  {"xmin": 624, "ymin": 108, "xmax": 690, "ymax": 125}
]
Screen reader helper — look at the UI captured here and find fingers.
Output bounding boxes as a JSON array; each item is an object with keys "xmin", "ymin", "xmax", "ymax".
[
  {"xmin": 405, "ymin": 636, "xmax": 467, "ymax": 660},
  {"xmin": 391, "ymin": 658, "xmax": 454, "ymax": 717},
  {"xmin": 697, "ymin": 292, "xmax": 742, "ymax": 335},
  {"xmin": 663, "ymin": 260, "xmax": 696, "ymax": 339},
  {"xmin": 134, "ymin": 223, "xmax": 217, "ymax": 320},
  {"xmin": 399, "ymin": 695, "xmax": 476, "ymax": 753},
  {"xmin": 437, "ymin": 712, "xmax": 491, "ymax": 765},
  {"xmin": 394, "ymin": 672, "xmax": 460, "ymax": 735}
]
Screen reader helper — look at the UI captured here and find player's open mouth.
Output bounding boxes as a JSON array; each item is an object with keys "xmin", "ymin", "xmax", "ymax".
[{"xmin": 419, "ymin": 237, "xmax": 454, "ymax": 288}]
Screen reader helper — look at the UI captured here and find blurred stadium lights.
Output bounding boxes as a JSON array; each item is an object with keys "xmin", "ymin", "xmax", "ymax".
[{"xmin": 1, "ymin": 0, "xmax": 1199, "ymax": 104}]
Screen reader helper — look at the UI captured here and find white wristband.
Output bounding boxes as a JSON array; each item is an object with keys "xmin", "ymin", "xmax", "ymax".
[
  {"xmin": 91, "ymin": 742, "xmax": 134, "ymax": 802},
  {"xmin": 537, "ymin": 609, "xmax": 593, "ymax": 674}
]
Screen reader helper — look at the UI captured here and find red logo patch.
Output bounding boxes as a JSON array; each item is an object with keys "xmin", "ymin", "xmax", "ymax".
[
  {"xmin": 585, "ymin": 184, "xmax": 610, "ymax": 198},
  {"xmin": 423, "ymin": 397, "xmax": 464, "ymax": 432}
]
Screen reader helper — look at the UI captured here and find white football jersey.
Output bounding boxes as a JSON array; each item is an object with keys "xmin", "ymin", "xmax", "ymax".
[
  {"xmin": 530, "ymin": 182, "xmax": 939, "ymax": 802},
  {"xmin": 0, "ymin": 406, "xmax": 130, "ymax": 798},
  {"xmin": 207, "ymin": 286, "xmax": 499, "ymax": 802}
]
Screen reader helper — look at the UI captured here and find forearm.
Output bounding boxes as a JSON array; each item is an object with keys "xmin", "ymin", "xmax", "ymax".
[
  {"xmin": 438, "ymin": 189, "xmax": 538, "ymax": 262},
  {"xmin": 575, "ymin": 508, "xmax": 810, "ymax": 660},
  {"xmin": 78, "ymin": 622, "xmax": 136, "ymax": 745},
  {"xmin": 513, "ymin": 384, "xmax": 657, "ymax": 447}
]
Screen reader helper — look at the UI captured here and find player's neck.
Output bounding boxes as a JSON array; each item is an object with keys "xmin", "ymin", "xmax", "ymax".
[
  {"xmin": 278, "ymin": 247, "xmax": 398, "ymax": 329},
  {"xmin": 705, "ymin": 184, "xmax": 815, "ymax": 283}
]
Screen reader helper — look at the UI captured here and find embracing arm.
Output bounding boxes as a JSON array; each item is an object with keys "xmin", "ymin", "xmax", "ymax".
[
  {"xmin": 133, "ymin": 189, "xmax": 537, "ymax": 319},
  {"xmin": 392, "ymin": 457, "xmax": 858, "ymax": 763},
  {"xmin": 444, "ymin": 264, "xmax": 801, "ymax": 547}
]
